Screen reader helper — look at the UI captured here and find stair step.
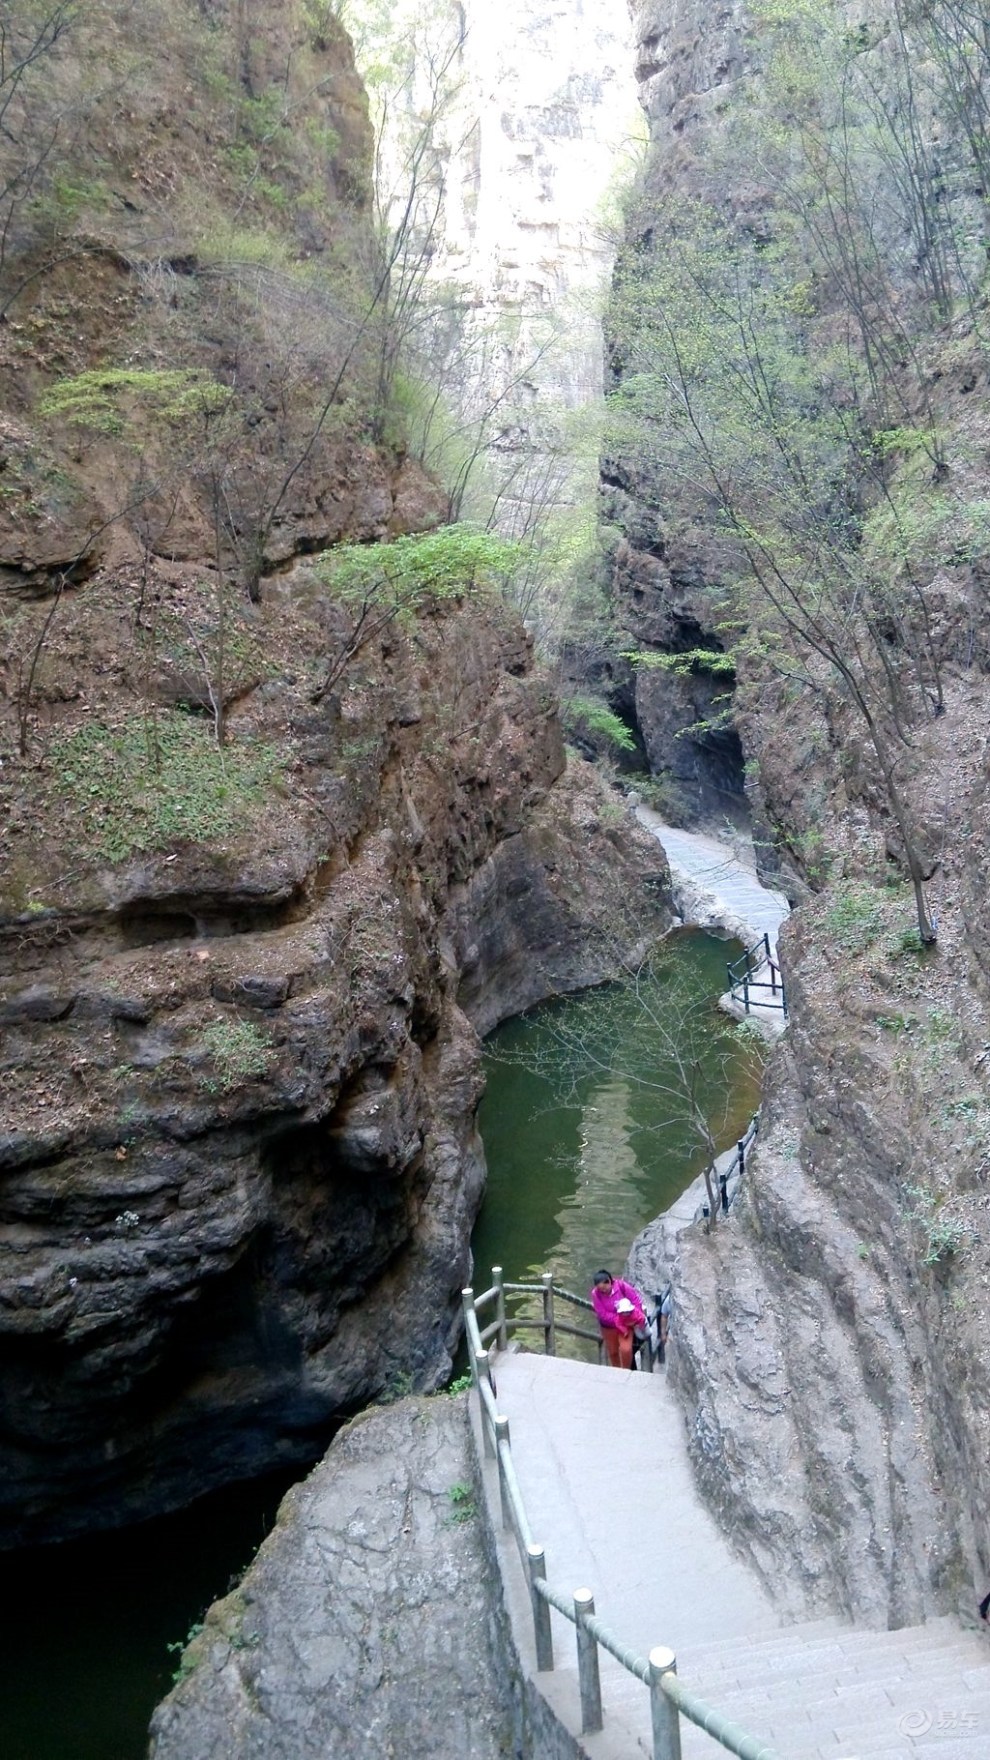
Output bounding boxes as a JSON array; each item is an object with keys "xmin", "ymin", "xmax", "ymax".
[
  {"xmin": 678, "ymin": 1615, "xmax": 968, "ymax": 1677},
  {"xmin": 682, "ymin": 1638, "xmax": 988, "ymax": 1699}
]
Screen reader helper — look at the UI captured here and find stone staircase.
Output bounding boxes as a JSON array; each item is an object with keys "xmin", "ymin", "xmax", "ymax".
[
  {"xmin": 478, "ymin": 1351, "xmax": 990, "ymax": 1760},
  {"xmin": 677, "ymin": 1615, "xmax": 989, "ymax": 1760}
]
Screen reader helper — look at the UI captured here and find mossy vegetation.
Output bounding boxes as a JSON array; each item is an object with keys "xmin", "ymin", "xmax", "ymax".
[
  {"xmin": 49, "ymin": 714, "xmax": 284, "ymax": 863},
  {"xmin": 201, "ymin": 1020, "xmax": 274, "ymax": 1091}
]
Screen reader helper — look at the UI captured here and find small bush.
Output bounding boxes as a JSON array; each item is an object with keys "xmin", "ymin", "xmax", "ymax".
[
  {"xmin": 38, "ymin": 368, "xmax": 226, "ymax": 436},
  {"xmin": 905, "ymin": 1183, "xmax": 972, "ymax": 1267},
  {"xmin": 446, "ymin": 1482, "xmax": 477, "ymax": 1523},
  {"xmin": 201, "ymin": 1020, "xmax": 273, "ymax": 1091},
  {"xmin": 562, "ymin": 693, "xmax": 636, "ymax": 756}
]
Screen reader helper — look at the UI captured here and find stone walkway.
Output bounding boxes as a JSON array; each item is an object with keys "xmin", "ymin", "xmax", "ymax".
[
  {"xmin": 635, "ymin": 808, "xmax": 790, "ymax": 955},
  {"xmin": 635, "ymin": 808, "xmax": 791, "ymax": 1034},
  {"xmin": 477, "ymin": 1351, "xmax": 990, "ymax": 1760}
]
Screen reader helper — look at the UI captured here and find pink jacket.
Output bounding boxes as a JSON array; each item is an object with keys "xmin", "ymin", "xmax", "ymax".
[{"xmin": 591, "ymin": 1277, "xmax": 645, "ymax": 1335}]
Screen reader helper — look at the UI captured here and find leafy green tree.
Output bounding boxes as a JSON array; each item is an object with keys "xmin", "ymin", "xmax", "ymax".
[{"xmin": 310, "ymin": 523, "xmax": 521, "ymax": 700}]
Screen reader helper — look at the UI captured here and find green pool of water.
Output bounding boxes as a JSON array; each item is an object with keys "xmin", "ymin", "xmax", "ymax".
[
  {"xmin": 471, "ymin": 929, "xmax": 761, "ymax": 1343},
  {"xmin": 0, "ymin": 932, "xmax": 758, "ymax": 1758}
]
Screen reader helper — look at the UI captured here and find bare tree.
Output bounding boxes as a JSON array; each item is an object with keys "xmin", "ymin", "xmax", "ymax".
[{"xmin": 488, "ymin": 945, "xmax": 765, "ymax": 1228}]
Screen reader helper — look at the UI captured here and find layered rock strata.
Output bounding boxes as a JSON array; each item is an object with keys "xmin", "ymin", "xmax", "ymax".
[{"xmin": 0, "ymin": 582, "xmax": 671, "ymax": 1546}]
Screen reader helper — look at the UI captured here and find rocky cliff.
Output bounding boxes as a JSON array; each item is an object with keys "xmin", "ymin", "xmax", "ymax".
[
  {"xmin": 0, "ymin": 0, "xmax": 672, "ymax": 1545},
  {"xmin": 148, "ymin": 1395, "xmax": 518, "ymax": 1760},
  {"xmin": 619, "ymin": 0, "xmax": 990, "ymax": 1628}
]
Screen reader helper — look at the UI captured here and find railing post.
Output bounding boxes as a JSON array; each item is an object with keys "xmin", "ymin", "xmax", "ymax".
[
  {"xmin": 461, "ymin": 1286, "xmax": 479, "ymax": 1382},
  {"xmin": 495, "ymin": 1415, "xmax": 512, "ymax": 1529},
  {"xmin": 527, "ymin": 1546, "xmax": 554, "ymax": 1672},
  {"xmin": 737, "ymin": 1137, "xmax": 745, "ymax": 1177},
  {"xmin": 649, "ymin": 1646, "xmax": 682, "ymax": 1760},
  {"xmin": 492, "ymin": 1264, "xmax": 508, "ymax": 1351},
  {"xmin": 719, "ymin": 1170, "xmax": 729, "ymax": 1214},
  {"xmin": 476, "ymin": 1348, "xmax": 495, "ymax": 1459},
  {"xmin": 763, "ymin": 931, "xmax": 771, "ymax": 962},
  {"xmin": 541, "ymin": 1271, "xmax": 556, "ymax": 1357},
  {"xmin": 743, "ymin": 971, "xmax": 750, "ymax": 1014},
  {"xmin": 574, "ymin": 1589, "xmax": 603, "ymax": 1733},
  {"xmin": 769, "ymin": 956, "xmax": 778, "ymax": 996}
]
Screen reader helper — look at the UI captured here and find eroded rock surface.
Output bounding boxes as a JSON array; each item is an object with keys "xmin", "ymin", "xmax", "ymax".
[
  {"xmin": 0, "ymin": 581, "xmax": 671, "ymax": 1545},
  {"xmin": 148, "ymin": 1396, "xmax": 517, "ymax": 1760}
]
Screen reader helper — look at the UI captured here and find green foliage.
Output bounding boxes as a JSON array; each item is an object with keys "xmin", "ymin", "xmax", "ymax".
[
  {"xmin": 49, "ymin": 714, "xmax": 284, "ymax": 862},
  {"xmin": 825, "ymin": 884, "xmax": 885, "ymax": 953},
  {"xmin": 624, "ymin": 647, "xmax": 736, "ymax": 678},
  {"xmin": 38, "ymin": 368, "xmax": 226, "ymax": 436},
  {"xmin": 377, "ymin": 1368, "xmax": 415, "ymax": 1404},
  {"xmin": 319, "ymin": 524, "xmax": 519, "ymax": 612},
  {"xmin": 887, "ymin": 925, "xmax": 928, "ymax": 958},
  {"xmin": 443, "ymin": 1371, "xmax": 474, "ymax": 1396},
  {"xmin": 167, "ymin": 1620, "xmax": 204, "ymax": 1685},
  {"xmin": 562, "ymin": 693, "xmax": 636, "ymax": 755},
  {"xmin": 905, "ymin": 1183, "xmax": 972, "ymax": 1267},
  {"xmin": 634, "ymin": 771, "xmax": 689, "ymax": 821},
  {"xmin": 445, "ymin": 1482, "xmax": 477, "ymax": 1523},
  {"xmin": 303, "ymin": 0, "xmax": 345, "ymax": 50},
  {"xmin": 875, "ymin": 1012, "xmax": 917, "ymax": 1037},
  {"xmin": 201, "ymin": 1019, "xmax": 274, "ymax": 1091}
]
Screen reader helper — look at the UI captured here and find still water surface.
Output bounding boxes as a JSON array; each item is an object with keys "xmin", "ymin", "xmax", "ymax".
[
  {"xmin": 0, "ymin": 1466, "xmax": 303, "ymax": 1760},
  {"xmin": 0, "ymin": 929, "xmax": 757, "ymax": 1758},
  {"xmin": 471, "ymin": 929, "xmax": 760, "ymax": 1341}
]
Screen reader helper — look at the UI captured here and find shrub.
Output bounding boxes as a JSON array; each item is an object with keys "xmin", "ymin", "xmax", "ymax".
[{"xmin": 562, "ymin": 693, "xmax": 637, "ymax": 756}]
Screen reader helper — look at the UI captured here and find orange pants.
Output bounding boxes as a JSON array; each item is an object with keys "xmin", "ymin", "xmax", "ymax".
[{"xmin": 602, "ymin": 1326, "xmax": 634, "ymax": 1369}]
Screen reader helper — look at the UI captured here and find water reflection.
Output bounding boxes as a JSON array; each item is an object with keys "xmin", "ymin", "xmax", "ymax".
[{"xmin": 472, "ymin": 931, "xmax": 761, "ymax": 1358}]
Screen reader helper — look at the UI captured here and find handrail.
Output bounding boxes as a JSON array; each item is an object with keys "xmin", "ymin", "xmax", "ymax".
[
  {"xmin": 463, "ymin": 1276, "xmax": 782, "ymax": 1760},
  {"xmin": 726, "ymin": 931, "xmax": 787, "ymax": 1018}
]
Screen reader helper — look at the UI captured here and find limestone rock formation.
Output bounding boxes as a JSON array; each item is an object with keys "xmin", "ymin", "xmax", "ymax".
[{"xmin": 148, "ymin": 1396, "xmax": 517, "ymax": 1760}]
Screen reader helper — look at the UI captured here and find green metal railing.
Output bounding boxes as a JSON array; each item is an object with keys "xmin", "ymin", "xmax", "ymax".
[
  {"xmin": 471, "ymin": 1265, "xmax": 657, "ymax": 1370},
  {"xmin": 463, "ymin": 1273, "xmax": 781, "ymax": 1760}
]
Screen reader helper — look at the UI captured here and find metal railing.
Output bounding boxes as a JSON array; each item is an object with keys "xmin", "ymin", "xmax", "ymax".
[
  {"xmin": 463, "ymin": 1277, "xmax": 781, "ymax": 1760},
  {"xmin": 697, "ymin": 1110, "xmax": 761, "ymax": 1225},
  {"xmin": 469, "ymin": 1266, "xmax": 656, "ymax": 1371},
  {"xmin": 727, "ymin": 932, "xmax": 787, "ymax": 1017}
]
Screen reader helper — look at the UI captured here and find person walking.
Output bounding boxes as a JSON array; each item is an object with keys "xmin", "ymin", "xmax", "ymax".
[{"xmin": 590, "ymin": 1268, "xmax": 645, "ymax": 1370}]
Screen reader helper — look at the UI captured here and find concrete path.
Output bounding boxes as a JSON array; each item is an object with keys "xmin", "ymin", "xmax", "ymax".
[
  {"xmin": 477, "ymin": 1351, "xmax": 990, "ymax": 1760},
  {"xmin": 489, "ymin": 1351, "xmax": 779, "ymax": 1655},
  {"xmin": 634, "ymin": 808, "xmax": 791, "ymax": 1035},
  {"xmin": 635, "ymin": 808, "xmax": 790, "ymax": 956}
]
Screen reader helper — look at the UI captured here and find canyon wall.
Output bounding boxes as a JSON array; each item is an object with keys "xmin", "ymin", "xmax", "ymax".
[
  {"xmin": 348, "ymin": 0, "xmax": 640, "ymax": 639},
  {"xmin": 0, "ymin": 0, "xmax": 672, "ymax": 1545},
  {"xmin": 620, "ymin": 0, "xmax": 990, "ymax": 1626}
]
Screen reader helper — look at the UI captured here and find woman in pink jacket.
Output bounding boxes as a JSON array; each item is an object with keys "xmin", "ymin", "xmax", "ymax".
[{"xmin": 590, "ymin": 1269, "xmax": 645, "ymax": 1370}]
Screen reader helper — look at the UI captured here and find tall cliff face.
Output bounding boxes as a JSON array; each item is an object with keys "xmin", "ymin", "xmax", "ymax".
[
  {"xmin": 600, "ymin": 1, "xmax": 755, "ymax": 828},
  {"xmin": 619, "ymin": 0, "xmax": 990, "ymax": 1627},
  {"xmin": 348, "ymin": 0, "xmax": 639, "ymax": 606},
  {"xmin": 0, "ymin": 0, "xmax": 673, "ymax": 1544}
]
